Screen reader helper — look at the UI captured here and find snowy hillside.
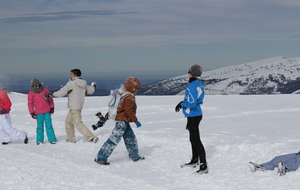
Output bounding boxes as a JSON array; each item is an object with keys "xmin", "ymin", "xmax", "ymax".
[
  {"xmin": 1, "ymin": 92, "xmax": 300, "ymax": 190},
  {"xmin": 138, "ymin": 56, "xmax": 300, "ymax": 95}
]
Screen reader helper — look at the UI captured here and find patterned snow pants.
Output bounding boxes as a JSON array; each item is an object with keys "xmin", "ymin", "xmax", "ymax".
[{"xmin": 97, "ymin": 121, "xmax": 141, "ymax": 162}]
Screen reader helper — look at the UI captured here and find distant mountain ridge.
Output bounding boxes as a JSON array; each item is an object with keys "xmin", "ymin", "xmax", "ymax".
[{"xmin": 138, "ymin": 56, "xmax": 300, "ymax": 95}]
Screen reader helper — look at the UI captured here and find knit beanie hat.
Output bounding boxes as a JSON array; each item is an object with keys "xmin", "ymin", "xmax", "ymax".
[
  {"xmin": 188, "ymin": 64, "xmax": 202, "ymax": 77},
  {"xmin": 30, "ymin": 78, "xmax": 44, "ymax": 93}
]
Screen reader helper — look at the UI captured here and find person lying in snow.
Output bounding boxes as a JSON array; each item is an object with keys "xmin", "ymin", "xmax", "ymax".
[
  {"xmin": 0, "ymin": 89, "xmax": 28, "ymax": 145},
  {"xmin": 249, "ymin": 151, "xmax": 300, "ymax": 176}
]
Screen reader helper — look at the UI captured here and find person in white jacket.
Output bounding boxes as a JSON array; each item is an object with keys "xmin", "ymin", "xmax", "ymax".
[{"xmin": 45, "ymin": 69, "xmax": 98, "ymax": 143}]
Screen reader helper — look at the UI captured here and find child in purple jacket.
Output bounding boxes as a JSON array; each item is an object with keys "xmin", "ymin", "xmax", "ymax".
[{"xmin": 28, "ymin": 79, "xmax": 57, "ymax": 145}]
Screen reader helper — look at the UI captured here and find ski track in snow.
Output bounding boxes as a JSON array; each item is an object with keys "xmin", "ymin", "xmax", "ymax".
[{"xmin": 1, "ymin": 93, "xmax": 300, "ymax": 190}]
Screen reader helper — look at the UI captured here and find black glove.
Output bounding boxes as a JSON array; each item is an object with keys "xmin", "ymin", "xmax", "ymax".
[
  {"xmin": 175, "ymin": 101, "xmax": 183, "ymax": 112},
  {"xmin": 30, "ymin": 113, "xmax": 36, "ymax": 119},
  {"xmin": 50, "ymin": 108, "xmax": 54, "ymax": 114},
  {"xmin": 44, "ymin": 93, "xmax": 53, "ymax": 99},
  {"xmin": 0, "ymin": 108, "xmax": 6, "ymax": 114}
]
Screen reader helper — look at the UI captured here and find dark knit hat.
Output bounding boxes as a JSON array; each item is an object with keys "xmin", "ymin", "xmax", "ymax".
[
  {"xmin": 30, "ymin": 78, "xmax": 44, "ymax": 93},
  {"xmin": 188, "ymin": 64, "xmax": 202, "ymax": 77}
]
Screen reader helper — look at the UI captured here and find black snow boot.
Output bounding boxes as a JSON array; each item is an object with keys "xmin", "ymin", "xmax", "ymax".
[
  {"xmin": 94, "ymin": 158, "xmax": 110, "ymax": 165},
  {"xmin": 196, "ymin": 162, "xmax": 208, "ymax": 174},
  {"xmin": 24, "ymin": 135, "xmax": 28, "ymax": 144},
  {"xmin": 181, "ymin": 158, "xmax": 199, "ymax": 168}
]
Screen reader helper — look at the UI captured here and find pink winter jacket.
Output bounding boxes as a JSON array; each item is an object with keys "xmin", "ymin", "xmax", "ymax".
[{"xmin": 27, "ymin": 87, "xmax": 54, "ymax": 115}]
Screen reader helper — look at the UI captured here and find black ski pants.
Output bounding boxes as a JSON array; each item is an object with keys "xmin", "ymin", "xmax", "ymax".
[{"xmin": 186, "ymin": 115, "xmax": 206, "ymax": 164}]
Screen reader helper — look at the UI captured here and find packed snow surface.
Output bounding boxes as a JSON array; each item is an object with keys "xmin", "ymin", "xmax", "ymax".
[{"xmin": 1, "ymin": 93, "xmax": 300, "ymax": 190}]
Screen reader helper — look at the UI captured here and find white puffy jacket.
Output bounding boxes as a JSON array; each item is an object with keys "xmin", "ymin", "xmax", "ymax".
[{"xmin": 53, "ymin": 77, "xmax": 95, "ymax": 110}]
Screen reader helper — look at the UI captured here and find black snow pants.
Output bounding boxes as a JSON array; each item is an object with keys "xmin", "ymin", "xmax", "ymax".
[{"xmin": 186, "ymin": 115, "xmax": 206, "ymax": 164}]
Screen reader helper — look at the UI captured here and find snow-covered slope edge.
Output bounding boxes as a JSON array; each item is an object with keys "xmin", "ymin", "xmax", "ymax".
[{"xmin": 138, "ymin": 56, "xmax": 300, "ymax": 95}]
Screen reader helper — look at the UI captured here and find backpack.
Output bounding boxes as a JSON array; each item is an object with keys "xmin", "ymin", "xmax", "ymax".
[{"xmin": 107, "ymin": 91, "xmax": 131, "ymax": 120}]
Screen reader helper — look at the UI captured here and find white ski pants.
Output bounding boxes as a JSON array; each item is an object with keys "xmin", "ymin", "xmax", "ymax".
[{"xmin": 0, "ymin": 113, "xmax": 27, "ymax": 143}]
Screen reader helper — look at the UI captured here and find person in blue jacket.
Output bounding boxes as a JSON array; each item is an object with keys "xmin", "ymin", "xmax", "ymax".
[
  {"xmin": 175, "ymin": 64, "xmax": 208, "ymax": 174},
  {"xmin": 250, "ymin": 151, "xmax": 300, "ymax": 176}
]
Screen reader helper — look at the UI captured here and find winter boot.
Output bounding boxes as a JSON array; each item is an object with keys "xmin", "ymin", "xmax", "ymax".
[
  {"xmin": 2, "ymin": 142, "xmax": 11, "ymax": 145},
  {"xmin": 24, "ymin": 135, "xmax": 28, "ymax": 144},
  {"xmin": 135, "ymin": 157, "xmax": 145, "ymax": 162},
  {"xmin": 66, "ymin": 139, "xmax": 76, "ymax": 143},
  {"xmin": 278, "ymin": 162, "xmax": 287, "ymax": 176},
  {"xmin": 196, "ymin": 162, "xmax": 209, "ymax": 174},
  {"xmin": 249, "ymin": 162, "xmax": 265, "ymax": 172},
  {"xmin": 94, "ymin": 158, "xmax": 110, "ymax": 165},
  {"xmin": 89, "ymin": 136, "xmax": 99, "ymax": 143},
  {"xmin": 181, "ymin": 158, "xmax": 199, "ymax": 168}
]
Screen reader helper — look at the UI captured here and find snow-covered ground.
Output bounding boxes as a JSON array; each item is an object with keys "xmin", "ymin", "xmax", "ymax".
[{"xmin": 1, "ymin": 93, "xmax": 300, "ymax": 190}]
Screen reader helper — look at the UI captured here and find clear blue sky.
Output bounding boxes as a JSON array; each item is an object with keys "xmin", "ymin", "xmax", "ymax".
[{"xmin": 0, "ymin": 0, "xmax": 299, "ymax": 75}]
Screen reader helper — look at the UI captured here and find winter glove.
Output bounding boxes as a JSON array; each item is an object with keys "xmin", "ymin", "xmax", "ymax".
[
  {"xmin": 0, "ymin": 108, "xmax": 6, "ymax": 114},
  {"xmin": 44, "ymin": 93, "xmax": 53, "ymax": 99},
  {"xmin": 175, "ymin": 101, "xmax": 183, "ymax": 112},
  {"xmin": 30, "ymin": 113, "xmax": 36, "ymax": 119},
  {"xmin": 91, "ymin": 82, "xmax": 97, "ymax": 89},
  {"xmin": 50, "ymin": 108, "xmax": 54, "ymax": 114},
  {"xmin": 135, "ymin": 121, "xmax": 142, "ymax": 128}
]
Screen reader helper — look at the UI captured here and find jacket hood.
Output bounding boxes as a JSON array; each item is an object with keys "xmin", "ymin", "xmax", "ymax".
[
  {"xmin": 72, "ymin": 77, "xmax": 87, "ymax": 89},
  {"xmin": 124, "ymin": 77, "xmax": 141, "ymax": 94},
  {"xmin": 30, "ymin": 78, "xmax": 44, "ymax": 93}
]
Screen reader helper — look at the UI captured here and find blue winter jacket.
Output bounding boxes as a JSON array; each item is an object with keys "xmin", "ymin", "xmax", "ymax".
[{"xmin": 182, "ymin": 79, "xmax": 205, "ymax": 117}]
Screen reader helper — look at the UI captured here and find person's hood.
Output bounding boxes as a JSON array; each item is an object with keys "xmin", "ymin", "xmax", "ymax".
[
  {"xmin": 30, "ymin": 78, "xmax": 44, "ymax": 93},
  {"xmin": 71, "ymin": 77, "xmax": 87, "ymax": 89},
  {"xmin": 124, "ymin": 77, "xmax": 141, "ymax": 94}
]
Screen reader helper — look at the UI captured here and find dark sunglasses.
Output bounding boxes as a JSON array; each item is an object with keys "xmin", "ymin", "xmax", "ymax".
[{"xmin": 33, "ymin": 84, "xmax": 41, "ymax": 88}]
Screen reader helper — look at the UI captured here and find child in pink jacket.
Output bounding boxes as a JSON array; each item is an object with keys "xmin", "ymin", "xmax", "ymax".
[{"xmin": 28, "ymin": 79, "xmax": 57, "ymax": 145}]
